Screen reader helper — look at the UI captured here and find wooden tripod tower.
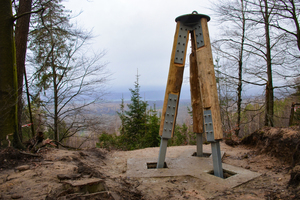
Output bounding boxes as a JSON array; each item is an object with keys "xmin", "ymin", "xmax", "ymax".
[{"xmin": 156, "ymin": 11, "xmax": 224, "ymax": 178}]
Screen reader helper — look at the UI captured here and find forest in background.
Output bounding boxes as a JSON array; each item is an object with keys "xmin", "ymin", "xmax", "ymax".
[{"xmin": 0, "ymin": 0, "xmax": 300, "ymax": 150}]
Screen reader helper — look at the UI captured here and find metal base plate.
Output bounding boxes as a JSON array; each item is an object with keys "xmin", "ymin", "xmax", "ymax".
[{"xmin": 127, "ymin": 147, "xmax": 260, "ymax": 189}]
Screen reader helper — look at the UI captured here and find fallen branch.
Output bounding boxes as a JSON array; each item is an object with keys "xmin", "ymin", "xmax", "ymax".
[{"xmin": 19, "ymin": 151, "xmax": 42, "ymax": 157}]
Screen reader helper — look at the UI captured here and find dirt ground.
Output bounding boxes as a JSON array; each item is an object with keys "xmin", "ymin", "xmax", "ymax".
[{"xmin": 0, "ymin": 127, "xmax": 299, "ymax": 200}]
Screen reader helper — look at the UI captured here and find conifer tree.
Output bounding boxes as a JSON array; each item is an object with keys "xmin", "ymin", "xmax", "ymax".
[
  {"xmin": 143, "ymin": 105, "xmax": 160, "ymax": 147},
  {"xmin": 118, "ymin": 72, "xmax": 160, "ymax": 150},
  {"xmin": 119, "ymin": 73, "xmax": 148, "ymax": 149}
]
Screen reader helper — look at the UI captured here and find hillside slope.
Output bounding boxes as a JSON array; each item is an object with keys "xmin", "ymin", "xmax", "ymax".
[{"xmin": 0, "ymin": 127, "xmax": 299, "ymax": 199}]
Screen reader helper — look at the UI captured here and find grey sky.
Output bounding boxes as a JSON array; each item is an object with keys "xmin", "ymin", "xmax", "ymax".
[{"xmin": 64, "ymin": 0, "xmax": 217, "ymax": 95}]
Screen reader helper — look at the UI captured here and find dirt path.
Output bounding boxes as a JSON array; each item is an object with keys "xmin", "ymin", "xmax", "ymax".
[
  {"xmin": 103, "ymin": 143, "xmax": 294, "ymax": 199},
  {"xmin": 0, "ymin": 129, "xmax": 299, "ymax": 199}
]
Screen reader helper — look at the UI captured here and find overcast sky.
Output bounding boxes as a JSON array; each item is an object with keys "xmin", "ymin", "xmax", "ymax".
[{"xmin": 64, "ymin": 0, "xmax": 219, "ymax": 98}]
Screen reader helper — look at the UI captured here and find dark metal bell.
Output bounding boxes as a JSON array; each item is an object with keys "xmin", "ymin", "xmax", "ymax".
[{"xmin": 175, "ymin": 11, "xmax": 210, "ymax": 27}]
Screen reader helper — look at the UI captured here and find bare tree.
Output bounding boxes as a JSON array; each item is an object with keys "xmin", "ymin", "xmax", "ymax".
[
  {"xmin": 271, "ymin": 0, "xmax": 300, "ymax": 52},
  {"xmin": 244, "ymin": 0, "xmax": 299, "ymax": 126},
  {"xmin": 211, "ymin": 0, "xmax": 251, "ymax": 136},
  {"xmin": 28, "ymin": 1, "xmax": 110, "ymax": 145},
  {"xmin": 211, "ymin": 0, "xmax": 300, "ymax": 135}
]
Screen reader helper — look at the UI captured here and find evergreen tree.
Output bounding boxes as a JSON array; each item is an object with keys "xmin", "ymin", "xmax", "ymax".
[
  {"xmin": 117, "ymin": 72, "xmax": 160, "ymax": 150},
  {"xmin": 143, "ymin": 105, "xmax": 160, "ymax": 147},
  {"xmin": 119, "ymin": 73, "xmax": 148, "ymax": 149}
]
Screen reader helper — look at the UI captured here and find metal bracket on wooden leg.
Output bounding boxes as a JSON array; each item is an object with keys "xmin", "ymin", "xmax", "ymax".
[
  {"xmin": 161, "ymin": 94, "xmax": 177, "ymax": 139},
  {"xmin": 204, "ymin": 110, "xmax": 215, "ymax": 142},
  {"xmin": 204, "ymin": 109, "xmax": 223, "ymax": 178},
  {"xmin": 157, "ymin": 93, "xmax": 178, "ymax": 168},
  {"xmin": 211, "ymin": 140, "xmax": 223, "ymax": 178},
  {"xmin": 174, "ymin": 23, "xmax": 189, "ymax": 65}
]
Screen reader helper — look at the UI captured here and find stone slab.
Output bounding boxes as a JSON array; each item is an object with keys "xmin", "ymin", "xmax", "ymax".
[{"xmin": 127, "ymin": 149, "xmax": 260, "ymax": 189}]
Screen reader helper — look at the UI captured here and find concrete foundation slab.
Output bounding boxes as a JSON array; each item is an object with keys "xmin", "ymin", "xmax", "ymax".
[{"xmin": 127, "ymin": 148, "xmax": 260, "ymax": 189}]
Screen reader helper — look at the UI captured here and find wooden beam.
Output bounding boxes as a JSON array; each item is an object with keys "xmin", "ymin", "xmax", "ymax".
[
  {"xmin": 196, "ymin": 18, "xmax": 223, "ymax": 140},
  {"xmin": 159, "ymin": 22, "xmax": 189, "ymax": 137},
  {"xmin": 189, "ymin": 30, "xmax": 204, "ymax": 133}
]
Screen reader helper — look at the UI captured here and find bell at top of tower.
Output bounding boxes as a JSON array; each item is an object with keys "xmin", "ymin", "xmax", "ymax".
[{"xmin": 175, "ymin": 11, "xmax": 210, "ymax": 27}]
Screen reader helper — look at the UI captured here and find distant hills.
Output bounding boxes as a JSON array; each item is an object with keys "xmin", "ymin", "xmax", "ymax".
[{"xmin": 106, "ymin": 87, "xmax": 191, "ymax": 101}]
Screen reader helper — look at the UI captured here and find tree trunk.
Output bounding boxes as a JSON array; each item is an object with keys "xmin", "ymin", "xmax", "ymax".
[
  {"xmin": 0, "ymin": 0, "xmax": 23, "ymax": 148},
  {"xmin": 263, "ymin": 0, "xmax": 274, "ymax": 127},
  {"xmin": 52, "ymin": 46, "xmax": 59, "ymax": 145},
  {"xmin": 15, "ymin": 0, "xmax": 33, "ymax": 140},
  {"xmin": 235, "ymin": 0, "xmax": 246, "ymax": 137},
  {"xmin": 54, "ymin": 74, "xmax": 59, "ymax": 144},
  {"xmin": 287, "ymin": 0, "xmax": 300, "ymax": 52},
  {"xmin": 289, "ymin": 102, "xmax": 295, "ymax": 126},
  {"xmin": 264, "ymin": 83, "xmax": 270, "ymax": 126}
]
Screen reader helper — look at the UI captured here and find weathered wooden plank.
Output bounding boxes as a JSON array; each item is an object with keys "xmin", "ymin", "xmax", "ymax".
[
  {"xmin": 196, "ymin": 18, "xmax": 223, "ymax": 140},
  {"xmin": 189, "ymin": 30, "xmax": 204, "ymax": 134},
  {"xmin": 159, "ymin": 21, "xmax": 189, "ymax": 137}
]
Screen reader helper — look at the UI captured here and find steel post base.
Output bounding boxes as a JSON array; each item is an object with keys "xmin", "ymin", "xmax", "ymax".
[
  {"xmin": 196, "ymin": 133, "xmax": 203, "ymax": 157},
  {"xmin": 211, "ymin": 140, "xmax": 223, "ymax": 178},
  {"xmin": 157, "ymin": 137, "xmax": 168, "ymax": 168}
]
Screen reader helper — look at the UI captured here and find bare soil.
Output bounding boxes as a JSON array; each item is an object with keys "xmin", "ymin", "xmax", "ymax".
[{"xmin": 0, "ymin": 127, "xmax": 299, "ymax": 199}]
